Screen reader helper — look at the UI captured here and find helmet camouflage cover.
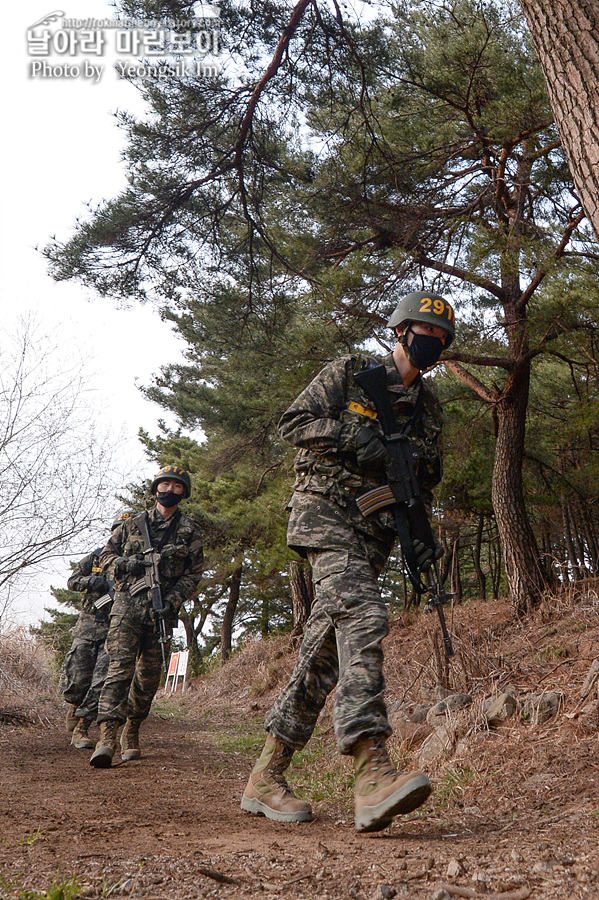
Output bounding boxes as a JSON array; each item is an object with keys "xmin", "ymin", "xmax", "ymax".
[
  {"xmin": 150, "ymin": 464, "xmax": 192, "ymax": 499},
  {"xmin": 388, "ymin": 291, "xmax": 455, "ymax": 347}
]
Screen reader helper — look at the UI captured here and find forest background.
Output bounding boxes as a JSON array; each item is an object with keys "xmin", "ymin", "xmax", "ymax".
[{"xmin": 20, "ymin": 0, "xmax": 599, "ymax": 672}]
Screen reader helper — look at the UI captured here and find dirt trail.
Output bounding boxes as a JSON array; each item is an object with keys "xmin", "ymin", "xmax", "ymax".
[{"xmin": 1, "ymin": 698, "xmax": 599, "ymax": 900}]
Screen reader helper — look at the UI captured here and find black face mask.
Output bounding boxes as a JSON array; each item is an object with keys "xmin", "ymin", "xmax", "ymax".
[
  {"xmin": 156, "ymin": 491, "xmax": 182, "ymax": 509},
  {"xmin": 405, "ymin": 329, "xmax": 445, "ymax": 370}
]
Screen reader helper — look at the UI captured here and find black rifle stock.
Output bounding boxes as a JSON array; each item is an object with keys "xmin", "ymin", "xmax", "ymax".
[
  {"xmin": 353, "ymin": 365, "xmax": 454, "ymax": 658},
  {"xmin": 136, "ymin": 515, "xmax": 170, "ymax": 673}
]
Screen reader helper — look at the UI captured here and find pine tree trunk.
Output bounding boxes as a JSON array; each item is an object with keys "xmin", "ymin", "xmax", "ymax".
[
  {"xmin": 450, "ymin": 536, "xmax": 462, "ymax": 602},
  {"xmin": 562, "ymin": 499, "xmax": 581, "ymax": 580},
  {"xmin": 178, "ymin": 607, "xmax": 203, "ymax": 674},
  {"xmin": 490, "ymin": 529, "xmax": 502, "ymax": 599},
  {"xmin": 473, "ymin": 513, "xmax": 487, "ymax": 600},
  {"xmin": 491, "ymin": 366, "xmax": 546, "ymax": 617},
  {"xmin": 518, "ymin": 0, "xmax": 599, "ymax": 239},
  {"xmin": 221, "ymin": 562, "xmax": 242, "ymax": 663},
  {"xmin": 570, "ymin": 497, "xmax": 591, "ymax": 578},
  {"xmin": 584, "ymin": 510, "xmax": 599, "ymax": 574}
]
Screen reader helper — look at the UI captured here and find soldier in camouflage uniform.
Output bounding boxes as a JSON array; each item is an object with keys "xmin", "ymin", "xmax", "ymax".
[
  {"xmin": 90, "ymin": 465, "xmax": 203, "ymax": 768},
  {"xmin": 59, "ymin": 541, "xmax": 117, "ymax": 750},
  {"xmin": 242, "ymin": 291, "xmax": 455, "ymax": 832}
]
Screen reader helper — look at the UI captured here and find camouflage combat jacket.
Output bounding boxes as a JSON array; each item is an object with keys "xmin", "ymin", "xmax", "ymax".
[
  {"xmin": 99, "ymin": 507, "xmax": 204, "ymax": 614},
  {"xmin": 278, "ymin": 353, "xmax": 443, "ymax": 553},
  {"xmin": 67, "ymin": 550, "xmax": 112, "ymax": 623}
]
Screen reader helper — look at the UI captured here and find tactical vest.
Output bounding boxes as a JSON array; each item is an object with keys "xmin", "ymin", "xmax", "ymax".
[
  {"xmin": 115, "ymin": 512, "xmax": 199, "ymax": 595},
  {"xmin": 292, "ymin": 353, "xmax": 442, "ymax": 505}
]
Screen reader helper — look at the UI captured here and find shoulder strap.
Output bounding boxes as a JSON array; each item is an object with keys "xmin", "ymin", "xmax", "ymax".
[
  {"xmin": 134, "ymin": 510, "xmax": 181, "ymax": 553},
  {"xmin": 399, "ymin": 382, "xmax": 425, "ymax": 438}
]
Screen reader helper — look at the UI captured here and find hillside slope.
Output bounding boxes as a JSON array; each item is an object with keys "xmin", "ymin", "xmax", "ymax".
[{"xmin": 1, "ymin": 589, "xmax": 599, "ymax": 899}]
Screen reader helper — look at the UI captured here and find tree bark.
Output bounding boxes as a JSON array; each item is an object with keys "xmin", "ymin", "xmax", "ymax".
[
  {"xmin": 450, "ymin": 535, "xmax": 462, "ymax": 603},
  {"xmin": 221, "ymin": 562, "xmax": 242, "ymax": 663},
  {"xmin": 473, "ymin": 513, "xmax": 487, "ymax": 600},
  {"xmin": 490, "ymin": 528, "xmax": 502, "ymax": 599},
  {"xmin": 178, "ymin": 606, "xmax": 203, "ymax": 674},
  {"xmin": 562, "ymin": 498, "xmax": 581, "ymax": 580},
  {"xmin": 491, "ymin": 362, "xmax": 546, "ymax": 616},
  {"xmin": 570, "ymin": 498, "xmax": 591, "ymax": 578},
  {"xmin": 518, "ymin": 0, "xmax": 599, "ymax": 238}
]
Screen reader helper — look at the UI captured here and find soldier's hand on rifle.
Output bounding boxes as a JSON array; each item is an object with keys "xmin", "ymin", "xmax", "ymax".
[
  {"xmin": 412, "ymin": 538, "xmax": 443, "ymax": 573},
  {"xmin": 161, "ymin": 598, "xmax": 177, "ymax": 620},
  {"xmin": 87, "ymin": 574, "xmax": 109, "ymax": 592},
  {"xmin": 350, "ymin": 426, "xmax": 387, "ymax": 467},
  {"xmin": 114, "ymin": 554, "xmax": 146, "ymax": 577}
]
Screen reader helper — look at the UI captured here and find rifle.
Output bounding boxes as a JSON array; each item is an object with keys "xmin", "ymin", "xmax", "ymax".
[
  {"xmin": 353, "ymin": 364, "xmax": 454, "ymax": 658},
  {"xmin": 130, "ymin": 514, "xmax": 170, "ymax": 673}
]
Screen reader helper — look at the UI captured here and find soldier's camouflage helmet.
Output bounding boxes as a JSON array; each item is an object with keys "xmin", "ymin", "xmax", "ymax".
[
  {"xmin": 150, "ymin": 464, "xmax": 192, "ymax": 499},
  {"xmin": 112, "ymin": 509, "xmax": 135, "ymax": 531},
  {"xmin": 388, "ymin": 291, "xmax": 455, "ymax": 348}
]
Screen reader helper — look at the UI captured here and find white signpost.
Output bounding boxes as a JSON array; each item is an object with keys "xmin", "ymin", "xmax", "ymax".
[{"xmin": 164, "ymin": 649, "xmax": 189, "ymax": 693}]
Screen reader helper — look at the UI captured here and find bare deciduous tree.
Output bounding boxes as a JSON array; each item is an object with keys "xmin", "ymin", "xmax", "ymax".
[{"xmin": 0, "ymin": 316, "xmax": 122, "ymax": 625}]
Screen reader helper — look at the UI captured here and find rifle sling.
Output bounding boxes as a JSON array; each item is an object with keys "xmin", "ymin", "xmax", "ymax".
[
  {"xmin": 128, "ymin": 510, "xmax": 181, "ymax": 599},
  {"xmin": 134, "ymin": 509, "xmax": 181, "ymax": 554},
  {"xmin": 354, "ymin": 366, "xmax": 428, "ymax": 594}
]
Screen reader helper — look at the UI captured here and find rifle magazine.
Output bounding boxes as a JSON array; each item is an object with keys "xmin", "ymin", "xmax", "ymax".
[{"xmin": 356, "ymin": 484, "xmax": 396, "ymax": 516}]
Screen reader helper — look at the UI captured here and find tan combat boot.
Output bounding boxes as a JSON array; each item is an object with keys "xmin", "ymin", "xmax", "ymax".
[
  {"xmin": 89, "ymin": 720, "xmax": 119, "ymax": 768},
  {"xmin": 353, "ymin": 736, "xmax": 432, "ymax": 833},
  {"xmin": 120, "ymin": 719, "xmax": 142, "ymax": 761},
  {"xmin": 65, "ymin": 703, "xmax": 78, "ymax": 733},
  {"xmin": 71, "ymin": 717, "xmax": 95, "ymax": 749},
  {"xmin": 241, "ymin": 735, "xmax": 313, "ymax": 823}
]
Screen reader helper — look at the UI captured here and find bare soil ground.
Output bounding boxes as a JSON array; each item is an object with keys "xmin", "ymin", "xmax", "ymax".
[{"xmin": 2, "ymin": 592, "xmax": 599, "ymax": 900}]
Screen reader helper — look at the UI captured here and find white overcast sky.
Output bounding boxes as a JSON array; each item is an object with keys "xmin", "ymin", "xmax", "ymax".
[
  {"xmin": 1, "ymin": 2, "xmax": 201, "ymax": 625},
  {"xmin": 1, "ymin": 1, "xmax": 370, "ymax": 627}
]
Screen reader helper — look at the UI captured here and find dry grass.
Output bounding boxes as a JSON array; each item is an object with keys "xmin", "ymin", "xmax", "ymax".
[
  {"xmin": 184, "ymin": 586, "xmax": 599, "ymax": 729},
  {"xmin": 0, "ymin": 627, "xmax": 58, "ymax": 724},
  {"xmin": 178, "ymin": 633, "xmax": 299, "ymax": 719}
]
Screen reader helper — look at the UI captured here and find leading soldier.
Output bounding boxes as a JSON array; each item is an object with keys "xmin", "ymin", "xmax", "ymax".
[
  {"xmin": 90, "ymin": 465, "xmax": 203, "ymax": 768},
  {"xmin": 241, "ymin": 291, "xmax": 455, "ymax": 832}
]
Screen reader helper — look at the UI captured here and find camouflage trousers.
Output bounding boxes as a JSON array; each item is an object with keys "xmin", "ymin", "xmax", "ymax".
[
  {"xmin": 59, "ymin": 611, "xmax": 109, "ymax": 720},
  {"xmin": 97, "ymin": 593, "xmax": 171, "ymax": 725},
  {"xmin": 265, "ymin": 545, "xmax": 392, "ymax": 755}
]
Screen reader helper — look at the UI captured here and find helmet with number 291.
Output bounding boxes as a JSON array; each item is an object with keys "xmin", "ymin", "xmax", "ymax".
[{"xmin": 387, "ymin": 291, "xmax": 455, "ymax": 348}]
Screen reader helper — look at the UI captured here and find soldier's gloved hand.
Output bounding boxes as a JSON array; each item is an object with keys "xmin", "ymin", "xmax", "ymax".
[
  {"xmin": 161, "ymin": 599, "xmax": 177, "ymax": 621},
  {"xmin": 343, "ymin": 425, "xmax": 387, "ymax": 468},
  {"xmin": 125, "ymin": 554, "xmax": 146, "ymax": 577},
  {"xmin": 412, "ymin": 538, "xmax": 444, "ymax": 573},
  {"xmin": 114, "ymin": 554, "xmax": 145, "ymax": 577},
  {"xmin": 87, "ymin": 575, "xmax": 108, "ymax": 592}
]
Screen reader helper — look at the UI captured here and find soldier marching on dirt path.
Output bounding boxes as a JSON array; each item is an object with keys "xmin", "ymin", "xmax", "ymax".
[
  {"xmin": 89, "ymin": 464, "xmax": 203, "ymax": 768},
  {"xmin": 242, "ymin": 291, "xmax": 455, "ymax": 833},
  {"xmin": 59, "ymin": 515, "xmax": 130, "ymax": 750}
]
